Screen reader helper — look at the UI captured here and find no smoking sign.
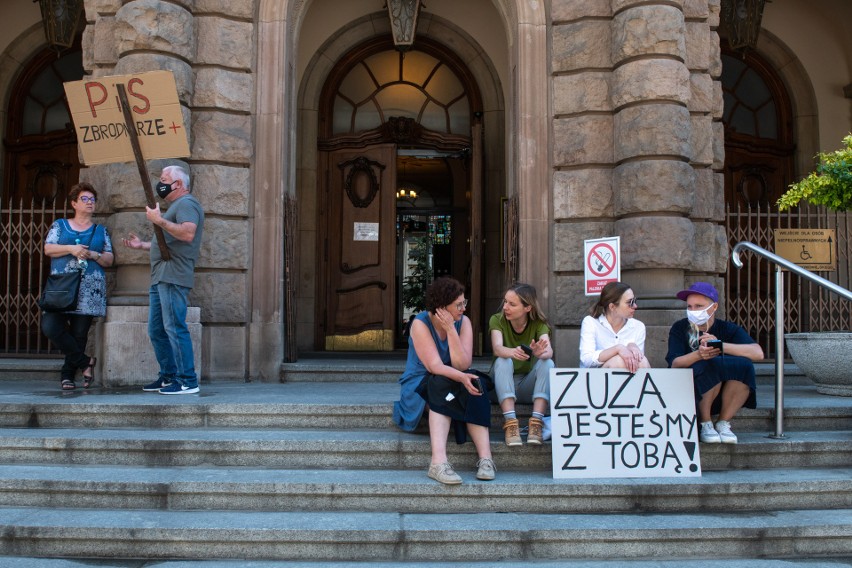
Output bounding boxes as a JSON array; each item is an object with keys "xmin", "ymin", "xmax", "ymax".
[{"xmin": 584, "ymin": 237, "xmax": 620, "ymax": 295}]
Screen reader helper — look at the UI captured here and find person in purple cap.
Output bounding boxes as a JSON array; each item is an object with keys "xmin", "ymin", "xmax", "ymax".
[{"xmin": 665, "ymin": 282, "xmax": 764, "ymax": 444}]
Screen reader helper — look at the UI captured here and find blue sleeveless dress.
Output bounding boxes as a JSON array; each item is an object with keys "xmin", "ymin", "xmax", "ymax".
[{"xmin": 392, "ymin": 311, "xmax": 462, "ymax": 431}]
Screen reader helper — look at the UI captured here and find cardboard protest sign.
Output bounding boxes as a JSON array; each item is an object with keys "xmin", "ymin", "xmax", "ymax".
[
  {"xmin": 550, "ymin": 368, "xmax": 701, "ymax": 479},
  {"xmin": 64, "ymin": 71, "xmax": 189, "ymax": 165}
]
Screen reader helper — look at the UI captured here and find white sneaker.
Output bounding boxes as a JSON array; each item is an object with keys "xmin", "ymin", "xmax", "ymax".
[
  {"xmin": 715, "ymin": 420, "xmax": 738, "ymax": 444},
  {"xmin": 699, "ymin": 421, "xmax": 721, "ymax": 443}
]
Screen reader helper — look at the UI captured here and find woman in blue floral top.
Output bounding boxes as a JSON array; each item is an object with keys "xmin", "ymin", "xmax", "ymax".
[{"xmin": 42, "ymin": 183, "xmax": 114, "ymax": 390}]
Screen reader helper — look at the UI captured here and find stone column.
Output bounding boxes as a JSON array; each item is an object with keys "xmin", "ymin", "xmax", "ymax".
[
  {"xmin": 516, "ymin": 8, "xmax": 551, "ymax": 310},
  {"xmin": 81, "ymin": 1, "xmax": 201, "ymax": 385},
  {"xmin": 609, "ymin": 0, "xmax": 726, "ymax": 362},
  {"xmin": 551, "ymin": 1, "xmax": 617, "ymax": 365},
  {"xmin": 84, "ymin": 0, "xmax": 257, "ymax": 384},
  {"xmin": 550, "ymin": 0, "xmax": 725, "ymax": 365},
  {"xmin": 610, "ymin": 2, "xmax": 693, "ymax": 361}
]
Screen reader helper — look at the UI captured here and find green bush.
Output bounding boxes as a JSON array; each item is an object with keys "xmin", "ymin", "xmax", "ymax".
[{"xmin": 778, "ymin": 134, "xmax": 852, "ymax": 211}]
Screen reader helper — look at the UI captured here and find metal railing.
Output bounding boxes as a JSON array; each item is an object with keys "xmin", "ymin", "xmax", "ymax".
[
  {"xmin": 726, "ymin": 203, "xmax": 852, "ymax": 356},
  {"xmin": 731, "ymin": 241, "xmax": 852, "ymax": 438}
]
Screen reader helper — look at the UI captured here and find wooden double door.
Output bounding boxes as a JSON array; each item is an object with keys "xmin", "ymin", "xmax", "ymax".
[
  {"xmin": 317, "ymin": 128, "xmax": 482, "ymax": 351},
  {"xmin": 318, "ymin": 144, "xmax": 399, "ymax": 350}
]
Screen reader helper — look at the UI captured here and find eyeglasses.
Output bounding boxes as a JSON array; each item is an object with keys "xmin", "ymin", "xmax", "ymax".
[
  {"xmin": 78, "ymin": 196, "xmax": 96, "ymax": 204},
  {"xmin": 626, "ymin": 298, "xmax": 638, "ymax": 307},
  {"xmin": 455, "ymin": 299, "xmax": 468, "ymax": 310}
]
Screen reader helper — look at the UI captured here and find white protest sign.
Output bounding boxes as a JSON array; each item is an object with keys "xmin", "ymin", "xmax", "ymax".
[
  {"xmin": 550, "ymin": 368, "xmax": 701, "ymax": 479},
  {"xmin": 584, "ymin": 236, "xmax": 620, "ymax": 295}
]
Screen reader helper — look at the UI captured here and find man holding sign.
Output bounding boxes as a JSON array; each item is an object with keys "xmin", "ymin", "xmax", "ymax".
[{"xmin": 123, "ymin": 166, "xmax": 205, "ymax": 395}]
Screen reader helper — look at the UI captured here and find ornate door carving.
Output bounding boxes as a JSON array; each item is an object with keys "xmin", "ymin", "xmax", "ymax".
[{"xmin": 318, "ymin": 144, "xmax": 397, "ymax": 350}]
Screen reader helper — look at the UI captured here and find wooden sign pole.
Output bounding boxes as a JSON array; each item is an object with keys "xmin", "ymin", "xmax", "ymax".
[{"xmin": 116, "ymin": 83, "xmax": 171, "ymax": 261}]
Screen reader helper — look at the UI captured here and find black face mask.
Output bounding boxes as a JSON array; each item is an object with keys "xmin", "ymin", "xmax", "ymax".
[{"xmin": 155, "ymin": 180, "xmax": 176, "ymax": 199}]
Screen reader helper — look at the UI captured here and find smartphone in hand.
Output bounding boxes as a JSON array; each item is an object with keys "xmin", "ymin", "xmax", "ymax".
[
  {"xmin": 471, "ymin": 377, "xmax": 482, "ymax": 393},
  {"xmin": 519, "ymin": 344, "xmax": 533, "ymax": 357},
  {"xmin": 706, "ymin": 339, "xmax": 723, "ymax": 351}
]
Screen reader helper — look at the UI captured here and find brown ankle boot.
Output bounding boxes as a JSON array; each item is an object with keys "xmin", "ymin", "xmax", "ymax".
[
  {"xmin": 503, "ymin": 418, "xmax": 522, "ymax": 446},
  {"xmin": 527, "ymin": 417, "xmax": 544, "ymax": 445}
]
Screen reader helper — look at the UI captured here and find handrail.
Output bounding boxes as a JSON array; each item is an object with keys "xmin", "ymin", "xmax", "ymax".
[{"xmin": 731, "ymin": 241, "xmax": 852, "ymax": 438}]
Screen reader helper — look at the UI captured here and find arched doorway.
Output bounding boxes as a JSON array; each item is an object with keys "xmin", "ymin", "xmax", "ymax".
[
  {"xmin": 721, "ymin": 47, "xmax": 795, "ymax": 209},
  {"xmin": 1, "ymin": 44, "xmax": 83, "ymax": 355},
  {"xmin": 315, "ymin": 37, "xmax": 483, "ymax": 351},
  {"xmin": 721, "ymin": 45, "xmax": 796, "ymax": 353}
]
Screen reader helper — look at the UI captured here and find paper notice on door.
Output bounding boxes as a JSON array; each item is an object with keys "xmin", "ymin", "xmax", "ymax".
[{"xmin": 354, "ymin": 222, "xmax": 379, "ymax": 241}]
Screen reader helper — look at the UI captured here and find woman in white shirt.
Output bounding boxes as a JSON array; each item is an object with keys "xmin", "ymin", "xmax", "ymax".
[{"xmin": 579, "ymin": 281, "xmax": 650, "ymax": 372}]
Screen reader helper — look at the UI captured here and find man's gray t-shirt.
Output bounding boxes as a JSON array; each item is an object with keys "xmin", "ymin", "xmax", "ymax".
[{"xmin": 150, "ymin": 194, "xmax": 204, "ymax": 288}]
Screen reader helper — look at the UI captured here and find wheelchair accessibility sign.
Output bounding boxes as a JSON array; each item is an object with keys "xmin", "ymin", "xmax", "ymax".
[{"xmin": 774, "ymin": 229, "xmax": 836, "ymax": 272}]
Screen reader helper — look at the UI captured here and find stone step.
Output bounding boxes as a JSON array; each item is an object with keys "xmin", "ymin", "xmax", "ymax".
[
  {"xmin": 3, "ymin": 560, "xmax": 852, "ymax": 568},
  {"xmin": 1, "ymin": 508, "xmax": 850, "ymax": 561},
  {"xmin": 0, "ymin": 358, "xmax": 64, "ymax": 382},
  {"xmin": 1, "ymin": 464, "xmax": 850, "ymax": 514},
  {"xmin": 1, "ymin": 382, "xmax": 847, "ymax": 434},
  {"xmin": 1, "ymin": 427, "xmax": 849, "ymax": 471},
  {"xmin": 279, "ymin": 359, "xmax": 814, "ymax": 385},
  {"xmin": 0, "ymin": 357, "xmax": 816, "ymax": 386}
]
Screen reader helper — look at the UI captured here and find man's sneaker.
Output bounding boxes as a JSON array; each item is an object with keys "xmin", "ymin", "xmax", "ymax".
[
  {"xmin": 427, "ymin": 462, "xmax": 462, "ymax": 485},
  {"xmin": 158, "ymin": 382, "xmax": 200, "ymax": 395},
  {"xmin": 699, "ymin": 421, "xmax": 721, "ymax": 443},
  {"xmin": 715, "ymin": 420, "xmax": 738, "ymax": 444},
  {"xmin": 475, "ymin": 457, "xmax": 496, "ymax": 481},
  {"xmin": 142, "ymin": 378, "xmax": 172, "ymax": 392},
  {"xmin": 503, "ymin": 418, "xmax": 523, "ymax": 446},
  {"xmin": 527, "ymin": 417, "xmax": 544, "ymax": 446}
]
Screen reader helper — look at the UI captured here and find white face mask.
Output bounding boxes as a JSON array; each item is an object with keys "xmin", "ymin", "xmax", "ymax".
[{"xmin": 687, "ymin": 304, "xmax": 715, "ymax": 326}]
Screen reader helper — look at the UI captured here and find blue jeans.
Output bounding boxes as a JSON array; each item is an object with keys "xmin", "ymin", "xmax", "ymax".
[
  {"xmin": 493, "ymin": 357, "xmax": 553, "ymax": 404},
  {"xmin": 148, "ymin": 283, "xmax": 197, "ymax": 388}
]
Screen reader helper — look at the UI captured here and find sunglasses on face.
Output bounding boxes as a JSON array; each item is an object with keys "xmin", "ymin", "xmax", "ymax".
[
  {"xmin": 626, "ymin": 298, "xmax": 638, "ymax": 307},
  {"xmin": 78, "ymin": 196, "xmax": 96, "ymax": 204}
]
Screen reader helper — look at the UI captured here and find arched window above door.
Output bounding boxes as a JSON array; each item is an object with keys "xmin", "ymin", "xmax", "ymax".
[
  {"xmin": 332, "ymin": 48, "xmax": 470, "ymax": 136},
  {"xmin": 19, "ymin": 49, "xmax": 82, "ymax": 137},
  {"xmin": 721, "ymin": 53, "xmax": 778, "ymax": 140}
]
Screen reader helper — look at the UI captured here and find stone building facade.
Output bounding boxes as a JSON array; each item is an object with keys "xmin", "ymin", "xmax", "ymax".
[{"xmin": 1, "ymin": 0, "xmax": 850, "ymax": 380}]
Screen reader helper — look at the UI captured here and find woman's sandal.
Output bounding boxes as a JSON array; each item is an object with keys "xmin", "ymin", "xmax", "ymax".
[
  {"xmin": 61, "ymin": 379, "xmax": 76, "ymax": 391},
  {"xmin": 82, "ymin": 357, "xmax": 96, "ymax": 389}
]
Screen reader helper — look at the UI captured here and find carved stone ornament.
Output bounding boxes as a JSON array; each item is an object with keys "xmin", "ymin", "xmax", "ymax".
[
  {"xmin": 383, "ymin": 116, "xmax": 421, "ymax": 144},
  {"xmin": 340, "ymin": 156, "xmax": 385, "ymax": 208}
]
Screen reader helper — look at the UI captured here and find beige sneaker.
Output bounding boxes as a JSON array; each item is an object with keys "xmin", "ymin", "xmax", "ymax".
[
  {"xmin": 475, "ymin": 457, "xmax": 496, "ymax": 480},
  {"xmin": 503, "ymin": 418, "xmax": 522, "ymax": 446},
  {"xmin": 527, "ymin": 417, "xmax": 544, "ymax": 446},
  {"xmin": 427, "ymin": 462, "xmax": 462, "ymax": 485}
]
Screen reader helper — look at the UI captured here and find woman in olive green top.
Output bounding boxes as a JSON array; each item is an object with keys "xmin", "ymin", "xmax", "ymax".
[{"xmin": 489, "ymin": 283, "xmax": 554, "ymax": 447}]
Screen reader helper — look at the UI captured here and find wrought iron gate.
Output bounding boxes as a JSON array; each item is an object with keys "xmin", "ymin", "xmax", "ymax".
[
  {"xmin": 725, "ymin": 202, "xmax": 852, "ymax": 357},
  {"xmin": 1, "ymin": 197, "xmax": 67, "ymax": 355}
]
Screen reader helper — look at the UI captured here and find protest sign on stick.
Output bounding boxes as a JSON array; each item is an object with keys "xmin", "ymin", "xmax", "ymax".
[
  {"xmin": 115, "ymin": 83, "xmax": 170, "ymax": 260},
  {"xmin": 549, "ymin": 368, "xmax": 701, "ymax": 479},
  {"xmin": 64, "ymin": 71, "xmax": 191, "ymax": 260}
]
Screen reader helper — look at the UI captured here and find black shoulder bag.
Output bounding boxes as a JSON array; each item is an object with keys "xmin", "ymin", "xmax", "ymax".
[{"xmin": 38, "ymin": 225, "xmax": 98, "ymax": 313}]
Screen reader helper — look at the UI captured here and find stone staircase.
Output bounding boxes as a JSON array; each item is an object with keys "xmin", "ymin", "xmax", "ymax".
[{"xmin": 0, "ymin": 361, "xmax": 851, "ymax": 566}]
